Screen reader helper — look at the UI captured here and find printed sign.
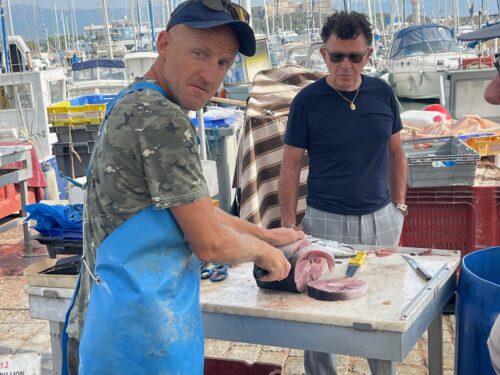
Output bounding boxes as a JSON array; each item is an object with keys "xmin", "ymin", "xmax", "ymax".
[{"xmin": 0, "ymin": 353, "xmax": 41, "ymax": 375}]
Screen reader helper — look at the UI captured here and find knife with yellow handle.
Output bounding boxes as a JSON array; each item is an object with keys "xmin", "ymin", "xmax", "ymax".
[{"xmin": 345, "ymin": 251, "xmax": 368, "ymax": 278}]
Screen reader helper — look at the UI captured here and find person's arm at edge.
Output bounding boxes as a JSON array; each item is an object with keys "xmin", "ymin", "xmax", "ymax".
[
  {"xmin": 389, "ymin": 132, "xmax": 407, "ymax": 204},
  {"xmin": 484, "ymin": 74, "xmax": 500, "ymax": 105},
  {"xmin": 279, "ymin": 144, "xmax": 305, "ymax": 227},
  {"xmin": 214, "ymin": 208, "xmax": 305, "ymax": 247},
  {"xmin": 171, "ymin": 196, "xmax": 293, "ymax": 282}
]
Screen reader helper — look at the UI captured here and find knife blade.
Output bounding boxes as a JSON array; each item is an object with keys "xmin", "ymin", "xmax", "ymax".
[{"xmin": 401, "ymin": 254, "xmax": 432, "ymax": 281}]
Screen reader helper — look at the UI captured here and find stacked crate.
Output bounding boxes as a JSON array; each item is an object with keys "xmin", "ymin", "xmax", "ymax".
[
  {"xmin": 400, "ymin": 136, "xmax": 499, "ymax": 257},
  {"xmin": 47, "ymin": 95, "xmax": 116, "ymax": 178}
]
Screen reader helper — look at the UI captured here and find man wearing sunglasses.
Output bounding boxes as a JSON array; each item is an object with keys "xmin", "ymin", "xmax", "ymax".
[
  {"xmin": 63, "ymin": 1, "xmax": 303, "ymax": 374},
  {"xmin": 280, "ymin": 11, "xmax": 407, "ymax": 375}
]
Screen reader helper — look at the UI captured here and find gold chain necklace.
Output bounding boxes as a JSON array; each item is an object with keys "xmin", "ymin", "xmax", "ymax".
[{"xmin": 332, "ymin": 86, "xmax": 360, "ymax": 111}]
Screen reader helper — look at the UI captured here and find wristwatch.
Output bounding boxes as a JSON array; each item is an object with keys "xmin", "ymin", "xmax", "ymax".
[
  {"xmin": 395, "ymin": 203, "xmax": 408, "ymax": 217},
  {"xmin": 287, "ymin": 224, "xmax": 299, "ymax": 229}
]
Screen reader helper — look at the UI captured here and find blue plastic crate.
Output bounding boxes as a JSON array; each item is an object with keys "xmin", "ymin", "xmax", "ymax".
[
  {"xmin": 35, "ymin": 227, "xmax": 83, "ymax": 240},
  {"xmin": 190, "ymin": 118, "xmax": 228, "ymax": 128},
  {"xmin": 69, "ymin": 94, "xmax": 116, "ymax": 106}
]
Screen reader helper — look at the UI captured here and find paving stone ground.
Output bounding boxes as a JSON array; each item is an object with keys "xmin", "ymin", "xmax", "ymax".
[{"xmin": 0, "ymin": 225, "xmax": 455, "ymax": 374}]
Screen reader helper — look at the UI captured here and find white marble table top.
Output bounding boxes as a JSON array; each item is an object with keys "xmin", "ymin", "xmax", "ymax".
[{"xmin": 201, "ymin": 246, "xmax": 460, "ymax": 332}]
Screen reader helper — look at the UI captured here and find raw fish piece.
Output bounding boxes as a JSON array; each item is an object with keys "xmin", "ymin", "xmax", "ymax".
[
  {"xmin": 307, "ymin": 278, "xmax": 367, "ymax": 301},
  {"xmin": 255, "ymin": 240, "xmax": 335, "ymax": 293}
]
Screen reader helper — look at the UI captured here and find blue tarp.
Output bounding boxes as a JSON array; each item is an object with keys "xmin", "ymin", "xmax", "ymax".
[
  {"xmin": 72, "ymin": 59, "xmax": 125, "ymax": 71},
  {"xmin": 25, "ymin": 203, "xmax": 83, "ymax": 239}
]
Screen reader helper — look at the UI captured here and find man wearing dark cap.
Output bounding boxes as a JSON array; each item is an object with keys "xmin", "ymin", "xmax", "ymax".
[{"xmin": 63, "ymin": 1, "xmax": 301, "ymax": 373}]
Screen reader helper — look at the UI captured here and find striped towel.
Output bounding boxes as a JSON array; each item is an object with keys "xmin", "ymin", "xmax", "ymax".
[{"xmin": 235, "ymin": 65, "xmax": 325, "ymax": 229}]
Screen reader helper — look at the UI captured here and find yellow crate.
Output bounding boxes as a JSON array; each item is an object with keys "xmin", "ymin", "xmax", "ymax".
[
  {"xmin": 51, "ymin": 117, "xmax": 103, "ymax": 127},
  {"xmin": 47, "ymin": 101, "xmax": 107, "ymax": 122},
  {"xmin": 466, "ymin": 136, "xmax": 500, "ymax": 156}
]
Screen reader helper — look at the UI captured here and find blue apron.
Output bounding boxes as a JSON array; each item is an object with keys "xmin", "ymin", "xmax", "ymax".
[{"xmin": 61, "ymin": 82, "xmax": 204, "ymax": 375}]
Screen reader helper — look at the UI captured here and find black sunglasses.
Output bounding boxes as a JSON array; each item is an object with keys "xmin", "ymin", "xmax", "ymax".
[
  {"xmin": 323, "ymin": 47, "xmax": 369, "ymax": 64},
  {"xmin": 495, "ymin": 53, "xmax": 499, "ymax": 75},
  {"xmin": 203, "ymin": 0, "xmax": 250, "ymax": 23}
]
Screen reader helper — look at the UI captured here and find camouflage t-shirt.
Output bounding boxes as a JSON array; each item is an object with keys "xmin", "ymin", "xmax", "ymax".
[{"xmin": 66, "ymin": 80, "xmax": 209, "ymax": 340}]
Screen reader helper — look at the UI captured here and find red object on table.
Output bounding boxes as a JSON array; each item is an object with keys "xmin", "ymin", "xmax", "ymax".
[{"xmin": 0, "ymin": 141, "xmax": 47, "ymax": 220}]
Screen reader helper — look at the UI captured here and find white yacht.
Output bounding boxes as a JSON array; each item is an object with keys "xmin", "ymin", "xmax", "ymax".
[
  {"xmin": 0, "ymin": 36, "xmax": 66, "ymax": 160},
  {"xmin": 67, "ymin": 59, "xmax": 128, "ymax": 99},
  {"xmin": 123, "ymin": 51, "xmax": 158, "ymax": 81},
  {"xmin": 386, "ymin": 24, "xmax": 479, "ymax": 99}
]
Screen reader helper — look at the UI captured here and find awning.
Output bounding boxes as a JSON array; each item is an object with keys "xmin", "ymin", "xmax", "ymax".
[{"xmin": 457, "ymin": 23, "xmax": 500, "ymax": 41}]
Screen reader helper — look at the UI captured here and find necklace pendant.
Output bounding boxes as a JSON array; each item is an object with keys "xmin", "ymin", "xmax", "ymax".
[{"xmin": 350, "ymin": 103, "xmax": 356, "ymax": 111}]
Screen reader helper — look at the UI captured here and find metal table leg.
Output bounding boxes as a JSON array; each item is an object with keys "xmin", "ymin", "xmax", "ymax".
[
  {"xmin": 49, "ymin": 321, "xmax": 64, "ymax": 375},
  {"xmin": 370, "ymin": 359, "xmax": 397, "ymax": 375},
  {"xmin": 428, "ymin": 313, "xmax": 443, "ymax": 375},
  {"xmin": 20, "ymin": 179, "xmax": 33, "ymax": 256}
]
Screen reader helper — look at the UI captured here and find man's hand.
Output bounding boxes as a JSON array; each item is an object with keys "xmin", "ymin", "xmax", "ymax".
[
  {"xmin": 255, "ymin": 246, "xmax": 291, "ymax": 282},
  {"xmin": 263, "ymin": 227, "xmax": 305, "ymax": 247}
]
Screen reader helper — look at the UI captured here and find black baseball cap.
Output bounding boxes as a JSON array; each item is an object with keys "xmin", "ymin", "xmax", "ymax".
[{"xmin": 167, "ymin": 0, "xmax": 256, "ymax": 56}]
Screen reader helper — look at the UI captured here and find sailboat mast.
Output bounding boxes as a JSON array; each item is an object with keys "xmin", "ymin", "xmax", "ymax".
[
  {"xmin": 1, "ymin": 0, "xmax": 10, "ymax": 73},
  {"xmin": 366, "ymin": 0, "xmax": 377, "ymax": 59},
  {"xmin": 5, "ymin": 0, "xmax": 13, "ymax": 35},
  {"xmin": 161, "ymin": 0, "xmax": 166, "ymax": 29},
  {"xmin": 263, "ymin": 0, "xmax": 270, "ymax": 39},
  {"xmin": 54, "ymin": 4, "xmax": 61, "ymax": 55},
  {"xmin": 131, "ymin": 0, "xmax": 138, "ymax": 50},
  {"xmin": 102, "ymin": 0, "xmax": 114, "ymax": 59},
  {"xmin": 377, "ymin": 0, "xmax": 387, "ymax": 48},
  {"xmin": 61, "ymin": 11, "xmax": 68, "ymax": 53},
  {"xmin": 137, "ymin": 0, "xmax": 143, "ymax": 51},
  {"xmin": 147, "ymin": 0, "xmax": 156, "ymax": 51},
  {"xmin": 443, "ymin": 0, "xmax": 446, "ymax": 26}
]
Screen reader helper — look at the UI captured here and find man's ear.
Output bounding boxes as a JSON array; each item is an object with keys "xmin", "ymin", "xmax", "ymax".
[
  {"xmin": 157, "ymin": 30, "xmax": 169, "ymax": 55},
  {"xmin": 366, "ymin": 47, "xmax": 374, "ymax": 59}
]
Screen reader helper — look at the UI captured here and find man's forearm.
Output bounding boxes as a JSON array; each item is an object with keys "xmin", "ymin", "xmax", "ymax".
[
  {"xmin": 279, "ymin": 167, "xmax": 301, "ymax": 226},
  {"xmin": 389, "ymin": 150, "xmax": 407, "ymax": 203},
  {"xmin": 214, "ymin": 207, "xmax": 265, "ymax": 238}
]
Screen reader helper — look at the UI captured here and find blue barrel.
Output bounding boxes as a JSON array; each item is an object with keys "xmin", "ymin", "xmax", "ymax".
[{"xmin": 456, "ymin": 247, "xmax": 500, "ymax": 375}]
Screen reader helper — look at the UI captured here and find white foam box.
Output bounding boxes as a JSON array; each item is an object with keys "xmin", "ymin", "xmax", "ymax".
[{"xmin": 24, "ymin": 258, "xmax": 77, "ymax": 289}]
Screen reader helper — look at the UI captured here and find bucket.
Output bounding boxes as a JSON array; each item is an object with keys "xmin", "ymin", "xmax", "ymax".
[{"xmin": 455, "ymin": 247, "xmax": 500, "ymax": 375}]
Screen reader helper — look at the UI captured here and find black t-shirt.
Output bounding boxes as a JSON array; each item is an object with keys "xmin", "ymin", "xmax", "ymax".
[{"xmin": 284, "ymin": 75, "xmax": 402, "ymax": 215}]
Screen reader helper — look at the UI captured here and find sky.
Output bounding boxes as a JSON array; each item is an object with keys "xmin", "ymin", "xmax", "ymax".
[{"xmin": 13, "ymin": 0, "xmax": 500, "ymax": 17}]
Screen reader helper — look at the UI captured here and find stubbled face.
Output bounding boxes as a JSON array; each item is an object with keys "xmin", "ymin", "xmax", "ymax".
[
  {"xmin": 321, "ymin": 33, "xmax": 372, "ymax": 91},
  {"xmin": 151, "ymin": 24, "xmax": 239, "ymax": 110}
]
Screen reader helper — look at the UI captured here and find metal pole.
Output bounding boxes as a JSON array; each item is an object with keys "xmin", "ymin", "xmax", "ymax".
[
  {"xmin": 102, "ymin": 0, "xmax": 114, "ymax": 59},
  {"xmin": 61, "ymin": 11, "xmax": 68, "ymax": 52},
  {"xmin": 161, "ymin": 0, "xmax": 166, "ymax": 29},
  {"xmin": 32, "ymin": 0, "xmax": 41, "ymax": 56},
  {"xmin": 54, "ymin": 4, "xmax": 61, "ymax": 55},
  {"xmin": 367, "ymin": 0, "xmax": 377, "ymax": 60},
  {"xmin": 147, "ymin": 0, "xmax": 156, "ymax": 51},
  {"xmin": 242, "ymin": 0, "xmax": 252, "ymax": 28},
  {"xmin": 1, "ymin": 0, "xmax": 10, "ymax": 73},
  {"xmin": 197, "ymin": 109, "xmax": 207, "ymax": 160},
  {"xmin": 263, "ymin": 0, "xmax": 270, "ymax": 39},
  {"xmin": 70, "ymin": 0, "xmax": 79, "ymax": 51},
  {"xmin": 5, "ymin": 0, "xmax": 13, "ymax": 35},
  {"xmin": 166, "ymin": 0, "xmax": 171, "ymax": 25},
  {"xmin": 378, "ymin": 0, "xmax": 387, "ymax": 49},
  {"xmin": 137, "ymin": 0, "xmax": 143, "ymax": 51},
  {"xmin": 131, "ymin": 0, "xmax": 138, "ymax": 50}
]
